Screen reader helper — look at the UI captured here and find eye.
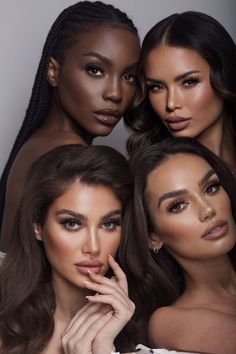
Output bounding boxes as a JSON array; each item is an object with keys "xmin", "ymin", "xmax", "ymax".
[
  {"xmin": 167, "ymin": 200, "xmax": 188, "ymax": 214},
  {"xmin": 146, "ymin": 82, "xmax": 164, "ymax": 93},
  {"xmin": 122, "ymin": 73, "xmax": 136, "ymax": 83},
  {"xmin": 204, "ymin": 180, "xmax": 221, "ymax": 195},
  {"xmin": 60, "ymin": 218, "xmax": 82, "ymax": 232},
  {"xmin": 102, "ymin": 218, "xmax": 121, "ymax": 231},
  {"xmin": 183, "ymin": 77, "xmax": 199, "ymax": 87},
  {"xmin": 85, "ymin": 64, "xmax": 104, "ymax": 77}
]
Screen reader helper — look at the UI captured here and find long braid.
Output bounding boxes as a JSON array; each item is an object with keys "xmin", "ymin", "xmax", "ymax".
[{"xmin": 0, "ymin": 1, "xmax": 138, "ymax": 233}]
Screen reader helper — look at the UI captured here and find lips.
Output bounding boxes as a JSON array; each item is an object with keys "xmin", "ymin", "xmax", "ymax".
[
  {"xmin": 202, "ymin": 220, "xmax": 229, "ymax": 240},
  {"xmin": 165, "ymin": 117, "xmax": 191, "ymax": 132},
  {"xmin": 94, "ymin": 108, "xmax": 122, "ymax": 126},
  {"xmin": 74, "ymin": 260, "xmax": 103, "ymax": 275}
]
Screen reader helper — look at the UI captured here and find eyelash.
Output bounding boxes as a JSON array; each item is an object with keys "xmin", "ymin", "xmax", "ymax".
[
  {"xmin": 146, "ymin": 76, "xmax": 200, "ymax": 92},
  {"xmin": 59, "ymin": 218, "xmax": 121, "ymax": 232},
  {"xmin": 183, "ymin": 76, "xmax": 200, "ymax": 87},
  {"xmin": 167, "ymin": 199, "xmax": 188, "ymax": 214},
  {"xmin": 166, "ymin": 180, "xmax": 221, "ymax": 214},
  {"xmin": 102, "ymin": 218, "xmax": 121, "ymax": 231},
  {"xmin": 60, "ymin": 218, "xmax": 82, "ymax": 232},
  {"xmin": 204, "ymin": 179, "xmax": 221, "ymax": 195},
  {"xmin": 85, "ymin": 64, "xmax": 105, "ymax": 77}
]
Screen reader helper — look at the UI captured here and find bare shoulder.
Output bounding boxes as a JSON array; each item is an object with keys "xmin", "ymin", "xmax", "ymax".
[{"xmin": 148, "ymin": 306, "xmax": 236, "ymax": 353}]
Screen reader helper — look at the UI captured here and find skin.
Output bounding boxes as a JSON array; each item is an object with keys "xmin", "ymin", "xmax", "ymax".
[
  {"xmin": 145, "ymin": 45, "xmax": 234, "ymax": 167},
  {"xmin": 34, "ymin": 182, "xmax": 134, "ymax": 354},
  {"xmin": 145, "ymin": 154, "xmax": 236, "ymax": 353},
  {"xmin": 1, "ymin": 26, "xmax": 140, "ymax": 251}
]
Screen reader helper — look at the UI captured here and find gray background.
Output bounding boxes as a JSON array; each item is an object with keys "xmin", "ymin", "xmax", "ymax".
[{"xmin": 0, "ymin": 0, "xmax": 235, "ymax": 174}]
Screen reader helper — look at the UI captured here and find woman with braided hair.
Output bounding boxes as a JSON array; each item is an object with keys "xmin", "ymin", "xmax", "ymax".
[{"xmin": 0, "ymin": 1, "xmax": 140, "ymax": 251}]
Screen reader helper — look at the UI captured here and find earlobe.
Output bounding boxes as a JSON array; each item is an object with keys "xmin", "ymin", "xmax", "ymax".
[
  {"xmin": 33, "ymin": 223, "xmax": 43, "ymax": 241},
  {"xmin": 148, "ymin": 232, "xmax": 163, "ymax": 253},
  {"xmin": 47, "ymin": 57, "xmax": 60, "ymax": 87}
]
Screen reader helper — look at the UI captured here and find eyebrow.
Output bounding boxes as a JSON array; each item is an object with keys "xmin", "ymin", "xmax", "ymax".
[
  {"xmin": 198, "ymin": 169, "xmax": 215, "ymax": 187},
  {"xmin": 157, "ymin": 169, "xmax": 216, "ymax": 207},
  {"xmin": 83, "ymin": 51, "xmax": 138, "ymax": 71},
  {"xmin": 145, "ymin": 70, "xmax": 200, "ymax": 84},
  {"xmin": 55, "ymin": 209, "xmax": 121, "ymax": 221}
]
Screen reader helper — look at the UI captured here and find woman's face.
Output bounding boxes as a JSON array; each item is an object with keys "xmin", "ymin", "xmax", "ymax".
[
  {"xmin": 145, "ymin": 45, "xmax": 224, "ymax": 140},
  {"xmin": 145, "ymin": 153, "xmax": 236, "ymax": 262},
  {"xmin": 35, "ymin": 182, "xmax": 122, "ymax": 289},
  {"xmin": 49, "ymin": 26, "xmax": 140, "ymax": 137}
]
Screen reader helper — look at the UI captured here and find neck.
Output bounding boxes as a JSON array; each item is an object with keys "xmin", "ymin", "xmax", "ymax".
[
  {"xmin": 178, "ymin": 255, "xmax": 236, "ymax": 296},
  {"xmin": 197, "ymin": 114, "xmax": 235, "ymax": 168}
]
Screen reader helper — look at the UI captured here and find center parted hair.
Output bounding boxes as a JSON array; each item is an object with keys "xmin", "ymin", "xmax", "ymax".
[
  {"xmin": 0, "ymin": 1, "xmax": 138, "ymax": 230},
  {"xmin": 119, "ymin": 137, "xmax": 236, "ymax": 346},
  {"xmin": 0, "ymin": 144, "xmax": 132, "ymax": 354},
  {"xmin": 125, "ymin": 11, "xmax": 236, "ymax": 155}
]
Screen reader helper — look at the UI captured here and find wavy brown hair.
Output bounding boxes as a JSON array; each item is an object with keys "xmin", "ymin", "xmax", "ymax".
[
  {"xmin": 0, "ymin": 144, "xmax": 132, "ymax": 354},
  {"xmin": 125, "ymin": 11, "xmax": 236, "ymax": 155},
  {"xmin": 119, "ymin": 137, "xmax": 236, "ymax": 346}
]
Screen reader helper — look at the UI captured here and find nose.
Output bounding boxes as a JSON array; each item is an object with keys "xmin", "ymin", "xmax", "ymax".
[
  {"xmin": 81, "ymin": 228, "xmax": 100, "ymax": 256},
  {"xmin": 103, "ymin": 76, "xmax": 122, "ymax": 103},
  {"xmin": 199, "ymin": 198, "xmax": 216, "ymax": 222},
  {"xmin": 166, "ymin": 87, "xmax": 182, "ymax": 112}
]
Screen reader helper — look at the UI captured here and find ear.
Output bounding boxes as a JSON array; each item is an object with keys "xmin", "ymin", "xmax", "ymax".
[
  {"xmin": 148, "ymin": 232, "xmax": 163, "ymax": 252},
  {"xmin": 33, "ymin": 223, "xmax": 43, "ymax": 241},
  {"xmin": 47, "ymin": 57, "xmax": 60, "ymax": 87}
]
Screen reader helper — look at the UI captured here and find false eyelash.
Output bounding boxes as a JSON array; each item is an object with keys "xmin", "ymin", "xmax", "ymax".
[
  {"xmin": 85, "ymin": 63, "xmax": 104, "ymax": 75},
  {"xmin": 166, "ymin": 199, "xmax": 187, "ymax": 213},
  {"xmin": 204, "ymin": 179, "xmax": 221, "ymax": 193},
  {"xmin": 183, "ymin": 76, "xmax": 200, "ymax": 86}
]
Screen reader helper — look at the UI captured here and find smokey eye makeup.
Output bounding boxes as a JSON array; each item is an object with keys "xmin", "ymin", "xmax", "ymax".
[
  {"xmin": 59, "ymin": 218, "xmax": 83, "ymax": 232},
  {"xmin": 166, "ymin": 199, "xmax": 189, "ymax": 214},
  {"xmin": 182, "ymin": 76, "xmax": 200, "ymax": 87},
  {"xmin": 102, "ymin": 217, "xmax": 122, "ymax": 232},
  {"xmin": 84, "ymin": 63, "xmax": 105, "ymax": 77}
]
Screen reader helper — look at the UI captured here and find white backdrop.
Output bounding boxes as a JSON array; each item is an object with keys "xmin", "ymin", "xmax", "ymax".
[{"xmin": 0, "ymin": 0, "xmax": 235, "ymax": 173}]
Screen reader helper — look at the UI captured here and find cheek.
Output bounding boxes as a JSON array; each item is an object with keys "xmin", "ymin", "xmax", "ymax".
[
  {"xmin": 187, "ymin": 85, "xmax": 223, "ymax": 117},
  {"xmin": 149, "ymin": 94, "xmax": 165, "ymax": 116},
  {"xmin": 157, "ymin": 214, "xmax": 198, "ymax": 243}
]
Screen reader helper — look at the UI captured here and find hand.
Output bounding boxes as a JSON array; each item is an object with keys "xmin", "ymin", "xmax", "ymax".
[
  {"xmin": 84, "ymin": 255, "xmax": 135, "ymax": 354},
  {"xmin": 61, "ymin": 302, "xmax": 113, "ymax": 354}
]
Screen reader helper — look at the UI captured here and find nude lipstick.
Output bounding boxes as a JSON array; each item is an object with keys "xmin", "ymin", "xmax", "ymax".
[
  {"xmin": 201, "ymin": 220, "xmax": 229, "ymax": 240},
  {"xmin": 165, "ymin": 116, "xmax": 191, "ymax": 132},
  {"xmin": 94, "ymin": 108, "xmax": 122, "ymax": 126},
  {"xmin": 74, "ymin": 260, "xmax": 103, "ymax": 275}
]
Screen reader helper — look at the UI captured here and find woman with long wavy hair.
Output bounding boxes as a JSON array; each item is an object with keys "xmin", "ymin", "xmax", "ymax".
[
  {"xmin": 0, "ymin": 144, "xmax": 135, "ymax": 354},
  {"xmin": 120, "ymin": 137, "xmax": 236, "ymax": 353}
]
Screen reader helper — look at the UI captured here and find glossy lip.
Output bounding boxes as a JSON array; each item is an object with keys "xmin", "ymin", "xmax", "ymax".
[
  {"xmin": 165, "ymin": 116, "xmax": 192, "ymax": 132},
  {"xmin": 74, "ymin": 260, "xmax": 103, "ymax": 275},
  {"xmin": 201, "ymin": 220, "xmax": 229, "ymax": 240},
  {"xmin": 94, "ymin": 108, "xmax": 122, "ymax": 126}
]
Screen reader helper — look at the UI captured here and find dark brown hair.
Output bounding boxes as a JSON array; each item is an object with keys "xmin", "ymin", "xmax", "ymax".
[
  {"xmin": 0, "ymin": 144, "xmax": 132, "ymax": 353},
  {"xmin": 119, "ymin": 137, "xmax": 236, "ymax": 346},
  {"xmin": 125, "ymin": 11, "xmax": 236, "ymax": 155}
]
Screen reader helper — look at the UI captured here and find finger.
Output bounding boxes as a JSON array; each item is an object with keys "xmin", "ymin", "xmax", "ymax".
[
  {"xmin": 86, "ymin": 272, "xmax": 126, "ymax": 298},
  {"xmin": 61, "ymin": 310, "xmax": 113, "ymax": 353},
  {"xmin": 86, "ymin": 293, "xmax": 135, "ymax": 321},
  {"xmin": 63, "ymin": 302, "xmax": 106, "ymax": 336},
  {"xmin": 83, "ymin": 280, "xmax": 127, "ymax": 305},
  {"xmin": 108, "ymin": 255, "xmax": 129, "ymax": 294}
]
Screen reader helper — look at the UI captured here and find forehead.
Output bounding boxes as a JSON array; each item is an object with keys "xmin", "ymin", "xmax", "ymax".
[
  {"xmin": 63, "ymin": 26, "xmax": 140, "ymax": 63},
  {"xmin": 145, "ymin": 45, "xmax": 209, "ymax": 76},
  {"xmin": 146, "ymin": 154, "xmax": 213, "ymax": 196},
  {"xmin": 47, "ymin": 181, "xmax": 121, "ymax": 219}
]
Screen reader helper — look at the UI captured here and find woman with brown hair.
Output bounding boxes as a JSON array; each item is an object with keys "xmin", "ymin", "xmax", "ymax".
[
  {"xmin": 0, "ymin": 144, "xmax": 135, "ymax": 354},
  {"xmin": 120, "ymin": 137, "xmax": 236, "ymax": 353}
]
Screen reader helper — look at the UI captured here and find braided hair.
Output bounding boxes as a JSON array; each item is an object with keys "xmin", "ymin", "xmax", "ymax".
[{"xmin": 0, "ymin": 1, "xmax": 138, "ymax": 229}]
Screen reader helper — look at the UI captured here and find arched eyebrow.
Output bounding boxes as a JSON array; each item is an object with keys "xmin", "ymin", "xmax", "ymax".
[
  {"xmin": 157, "ymin": 169, "xmax": 215, "ymax": 208},
  {"xmin": 55, "ymin": 209, "xmax": 121, "ymax": 221},
  {"xmin": 145, "ymin": 70, "xmax": 200, "ymax": 84}
]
